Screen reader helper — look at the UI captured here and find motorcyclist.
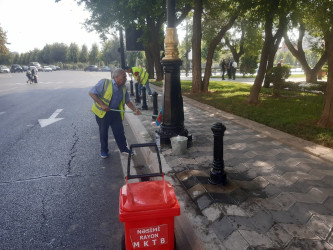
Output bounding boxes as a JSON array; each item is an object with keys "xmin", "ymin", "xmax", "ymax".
[{"xmin": 31, "ymin": 67, "xmax": 38, "ymax": 83}]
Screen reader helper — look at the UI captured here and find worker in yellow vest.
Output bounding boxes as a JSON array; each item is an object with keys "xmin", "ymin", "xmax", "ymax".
[
  {"xmin": 124, "ymin": 66, "xmax": 152, "ymax": 96},
  {"xmin": 89, "ymin": 68, "xmax": 141, "ymax": 158}
]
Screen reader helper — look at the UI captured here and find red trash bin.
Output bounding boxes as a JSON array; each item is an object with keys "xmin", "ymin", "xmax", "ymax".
[{"xmin": 119, "ymin": 143, "xmax": 180, "ymax": 249}]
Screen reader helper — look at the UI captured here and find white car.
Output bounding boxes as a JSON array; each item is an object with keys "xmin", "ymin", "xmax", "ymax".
[
  {"xmin": 49, "ymin": 65, "xmax": 57, "ymax": 71},
  {"xmin": 43, "ymin": 66, "xmax": 52, "ymax": 72},
  {"xmin": 29, "ymin": 66, "xmax": 37, "ymax": 71},
  {"xmin": 0, "ymin": 65, "xmax": 10, "ymax": 73}
]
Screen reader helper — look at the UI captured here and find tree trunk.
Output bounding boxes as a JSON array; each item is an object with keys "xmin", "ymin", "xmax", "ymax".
[
  {"xmin": 203, "ymin": 15, "xmax": 237, "ymax": 92},
  {"xmin": 263, "ymin": 35, "xmax": 283, "ymax": 87},
  {"xmin": 245, "ymin": 13, "xmax": 274, "ymax": 104},
  {"xmin": 144, "ymin": 47, "xmax": 154, "ymax": 77},
  {"xmin": 304, "ymin": 68, "xmax": 319, "ymax": 83},
  {"xmin": 317, "ymin": 27, "xmax": 333, "ymax": 127},
  {"xmin": 152, "ymin": 38, "xmax": 163, "ymax": 80},
  {"xmin": 146, "ymin": 17, "xmax": 164, "ymax": 80},
  {"xmin": 191, "ymin": 0, "xmax": 203, "ymax": 93},
  {"xmin": 263, "ymin": 15, "xmax": 286, "ymax": 88}
]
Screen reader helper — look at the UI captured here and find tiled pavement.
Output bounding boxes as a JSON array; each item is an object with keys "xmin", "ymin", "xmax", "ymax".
[{"xmin": 125, "ymin": 83, "xmax": 333, "ymax": 250}]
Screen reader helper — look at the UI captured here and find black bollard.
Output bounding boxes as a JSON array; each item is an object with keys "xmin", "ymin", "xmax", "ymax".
[
  {"xmin": 208, "ymin": 122, "xmax": 227, "ymax": 185},
  {"xmin": 152, "ymin": 91, "xmax": 158, "ymax": 120},
  {"xmin": 142, "ymin": 86, "xmax": 148, "ymax": 110},
  {"xmin": 130, "ymin": 80, "xmax": 134, "ymax": 96},
  {"xmin": 135, "ymin": 82, "xmax": 140, "ymax": 103}
]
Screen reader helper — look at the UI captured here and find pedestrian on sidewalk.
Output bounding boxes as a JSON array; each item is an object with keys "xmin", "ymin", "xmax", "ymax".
[
  {"xmin": 89, "ymin": 68, "xmax": 142, "ymax": 159},
  {"xmin": 232, "ymin": 60, "xmax": 237, "ymax": 80},
  {"xmin": 220, "ymin": 59, "xmax": 226, "ymax": 80},
  {"xmin": 124, "ymin": 66, "xmax": 152, "ymax": 96},
  {"xmin": 227, "ymin": 60, "xmax": 232, "ymax": 79}
]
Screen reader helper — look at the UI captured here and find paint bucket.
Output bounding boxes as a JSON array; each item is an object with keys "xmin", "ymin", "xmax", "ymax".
[{"xmin": 170, "ymin": 135, "xmax": 188, "ymax": 155}]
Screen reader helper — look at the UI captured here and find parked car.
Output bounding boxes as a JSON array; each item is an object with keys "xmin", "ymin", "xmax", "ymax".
[
  {"xmin": 84, "ymin": 65, "xmax": 99, "ymax": 72},
  {"xmin": 101, "ymin": 66, "xmax": 111, "ymax": 72},
  {"xmin": 36, "ymin": 65, "xmax": 43, "ymax": 72},
  {"xmin": 22, "ymin": 65, "xmax": 29, "ymax": 72},
  {"xmin": 43, "ymin": 66, "xmax": 52, "ymax": 72},
  {"xmin": 48, "ymin": 65, "xmax": 57, "ymax": 71},
  {"xmin": 0, "ymin": 65, "xmax": 10, "ymax": 73},
  {"xmin": 29, "ymin": 66, "xmax": 38, "ymax": 71},
  {"xmin": 10, "ymin": 64, "xmax": 23, "ymax": 73},
  {"xmin": 55, "ymin": 66, "xmax": 61, "ymax": 70},
  {"xmin": 29, "ymin": 62, "xmax": 43, "ymax": 72}
]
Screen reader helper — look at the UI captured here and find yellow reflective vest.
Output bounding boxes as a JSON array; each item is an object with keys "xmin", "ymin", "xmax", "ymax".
[
  {"xmin": 91, "ymin": 79, "xmax": 126, "ymax": 119},
  {"xmin": 132, "ymin": 67, "xmax": 149, "ymax": 85}
]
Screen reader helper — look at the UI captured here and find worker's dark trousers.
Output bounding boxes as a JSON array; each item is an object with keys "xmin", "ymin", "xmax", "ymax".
[{"xmin": 95, "ymin": 111, "xmax": 127, "ymax": 154}]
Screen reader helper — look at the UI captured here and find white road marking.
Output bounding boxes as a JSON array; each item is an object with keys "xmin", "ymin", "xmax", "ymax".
[{"xmin": 38, "ymin": 109, "xmax": 64, "ymax": 128}]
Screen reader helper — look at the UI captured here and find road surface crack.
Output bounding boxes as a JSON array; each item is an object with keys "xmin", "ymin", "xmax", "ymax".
[{"xmin": 66, "ymin": 124, "xmax": 79, "ymax": 176}]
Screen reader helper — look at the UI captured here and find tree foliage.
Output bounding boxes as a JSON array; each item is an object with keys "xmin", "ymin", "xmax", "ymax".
[
  {"xmin": 79, "ymin": 44, "xmax": 89, "ymax": 63},
  {"xmin": 67, "ymin": 43, "xmax": 80, "ymax": 63},
  {"xmin": 89, "ymin": 43, "xmax": 99, "ymax": 64},
  {"xmin": 0, "ymin": 26, "xmax": 9, "ymax": 55}
]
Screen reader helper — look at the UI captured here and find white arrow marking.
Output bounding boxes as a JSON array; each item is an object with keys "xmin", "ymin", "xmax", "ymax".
[{"xmin": 38, "ymin": 109, "xmax": 64, "ymax": 128}]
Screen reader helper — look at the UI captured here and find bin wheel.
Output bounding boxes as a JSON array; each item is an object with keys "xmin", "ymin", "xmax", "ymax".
[{"xmin": 121, "ymin": 232, "xmax": 126, "ymax": 250}]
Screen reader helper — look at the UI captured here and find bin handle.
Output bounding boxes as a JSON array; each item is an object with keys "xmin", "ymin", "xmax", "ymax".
[
  {"xmin": 126, "ymin": 173, "xmax": 165, "ymax": 185},
  {"xmin": 126, "ymin": 143, "xmax": 164, "ymax": 180}
]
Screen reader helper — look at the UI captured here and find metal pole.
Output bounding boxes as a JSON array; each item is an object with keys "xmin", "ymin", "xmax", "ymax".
[
  {"xmin": 208, "ymin": 122, "xmax": 227, "ymax": 185},
  {"xmin": 119, "ymin": 28, "xmax": 125, "ymax": 69},
  {"xmin": 130, "ymin": 80, "xmax": 134, "ymax": 96},
  {"xmin": 157, "ymin": 0, "xmax": 190, "ymax": 144},
  {"xmin": 152, "ymin": 91, "xmax": 158, "ymax": 120},
  {"xmin": 135, "ymin": 82, "xmax": 140, "ymax": 103},
  {"xmin": 142, "ymin": 86, "xmax": 148, "ymax": 110}
]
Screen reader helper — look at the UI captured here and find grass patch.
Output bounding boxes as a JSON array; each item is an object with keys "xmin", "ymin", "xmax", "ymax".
[
  {"xmin": 178, "ymin": 80, "xmax": 333, "ymax": 148},
  {"xmin": 151, "ymin": 80, "xmax": 163, "ymax": 87}
]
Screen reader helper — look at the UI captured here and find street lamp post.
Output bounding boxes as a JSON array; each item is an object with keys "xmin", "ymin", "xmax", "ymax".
[
  {"xmin": 157, "ymin": 0, "xmax": 190, "ymax": 144},
  {"xmin": 119, "ymin": 28, "xmax": 125, "ymax": 69}
]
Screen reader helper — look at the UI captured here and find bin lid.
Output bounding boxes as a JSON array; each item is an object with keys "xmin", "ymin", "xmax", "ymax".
[{"xmin": 120, "ymin": 180, "xmax": 177, "ymax": 212}]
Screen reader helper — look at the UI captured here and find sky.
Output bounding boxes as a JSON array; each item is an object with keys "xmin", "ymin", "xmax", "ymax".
[{"xmin": 0, "ymin": 0, "xmax": 102, "ymax": 54}]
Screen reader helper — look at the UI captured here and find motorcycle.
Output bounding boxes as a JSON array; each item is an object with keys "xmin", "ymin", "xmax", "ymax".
[
  {"xmin": 26, "ymin": 70, "xmax": 38, "ymax": 84},
  {"xmin": 32, "ymin": 74, "xmax": 38, "ymax": 83}
]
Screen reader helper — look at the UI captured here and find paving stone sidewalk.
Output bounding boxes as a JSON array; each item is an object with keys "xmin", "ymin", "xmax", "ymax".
[{"xmin": 128, "ymin": 83, "xmax": 333, "ymax": 250}]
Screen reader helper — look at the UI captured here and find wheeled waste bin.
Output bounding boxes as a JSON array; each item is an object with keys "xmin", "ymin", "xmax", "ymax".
[{"xmin": 119, "ymin": 143, "xmax": 180, "ymax": 249}]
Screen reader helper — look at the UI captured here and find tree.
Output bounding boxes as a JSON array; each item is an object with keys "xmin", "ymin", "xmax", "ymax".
[
  {"xmin": 100, "ymin": 37, "xmax": 121, "ymax": 66},
  {"xmin": 284, "ymin": 22, "xmax": 328, "ymax": 82},
  {"xmin": 224, "ymin": 20, "xmax": 247, "ymax": 65},
  {"xmin": 67, "ymin": 43, "xmax": 80, "ymax": 63},
  {"xmin": 40, "ymin": 44, "xmax": 52, "ymax": 64},
  {"xmin": 201, "ymin": 15, "xmax": 237, "ymax": 92},
  {"xmin": 239, "ymin": 55, "xmax": 258, "ymax": 76},
  {"xmin": 0, "ymin": 25, "xmax": 9, "ymax": 55},
  {"xmin": 191, "ymin": 0, "xmax": 259, "ymax": 93},
  {"xmin": 51, "ymin": 43, "xmax": 68, "ymax": 63},
  {"xmin": 191, "ymin": 0, "xmax": 203, "ymax": 93},
  {"xmin": 318, "ymin": 27, "xmax": 333, "ymax": 127},
  {"xmin": 30, "ymin": 49, "xmax": 41, "ymax": 63},
  {"xmin": 245, "ymin": 0, "xmax": 291, "ymax": 103},
  {"xmin": 283, "ymin": 51, "xmax": 296, "ymax": 66},
  {"xmin": 178, "ymin": 15, "xmax": 193, "ymax": 76},
  {"xmin": 89, "ymin": 43, "xmax": 99, "ymax": 64},
  {"xmin": 79, "ymin": 44, "xmax": 89, "ymax": 63},
  {"xmin": 60, "ymin": 0, "xmax": 191, "ymax": 81},
  {"xmin": 308, "ymin": 0, "xmax": 333, "ymax": 127}
]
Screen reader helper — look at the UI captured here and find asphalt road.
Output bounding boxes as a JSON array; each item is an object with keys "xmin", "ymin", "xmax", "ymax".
[{"xmin": 0, "ymin": 70, "xmax": 126, "ymax": 249}]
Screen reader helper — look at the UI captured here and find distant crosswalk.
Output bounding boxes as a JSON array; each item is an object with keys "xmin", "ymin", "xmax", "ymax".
[{"xmin": 14, "ymin": 80, "xmax": 90, "ymax": 85}]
